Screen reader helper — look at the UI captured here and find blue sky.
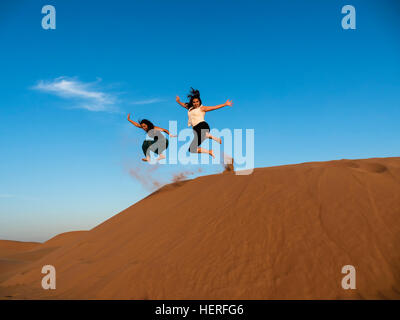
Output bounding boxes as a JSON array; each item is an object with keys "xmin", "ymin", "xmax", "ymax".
[{"xmin": 1, "ymin": 0, "xmax": 399, "ymax": 242}]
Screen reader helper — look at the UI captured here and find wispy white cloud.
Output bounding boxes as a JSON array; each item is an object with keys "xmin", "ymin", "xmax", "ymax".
[
  {"xmin": 33, "ymin": 77, "xmax": 118, "ymax": 112},
  {"xmin": 131, "ymin": 98, "xmax": 164, "ymax": 105}
]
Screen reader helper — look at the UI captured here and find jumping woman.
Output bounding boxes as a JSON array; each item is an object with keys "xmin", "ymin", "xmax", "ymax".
[
  {"xmin": 175, "ymin": 88, "xmax": 233, "ymax": 158},
  {"xmin": 127, "ymin": 113, "xmax": 175, "ymax": 162}
]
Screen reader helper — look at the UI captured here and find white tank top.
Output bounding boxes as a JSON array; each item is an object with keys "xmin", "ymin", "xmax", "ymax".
[{"xmin": 188, "ymin": 106, "xmax": 205, "ymax": 127}]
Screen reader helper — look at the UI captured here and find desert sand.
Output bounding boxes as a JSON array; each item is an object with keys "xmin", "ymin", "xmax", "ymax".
[
  {"xmin": 1, "ymin": 157, "xmax": 399, "ymax": 299},
  {"xmin": 0, "ymin": 231, "xmax": 87, "ymax": 285}
]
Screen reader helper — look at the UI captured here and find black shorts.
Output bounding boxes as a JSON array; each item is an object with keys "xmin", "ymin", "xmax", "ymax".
[
  {"xmin": 142, "ymin": 134, "xmax": 169, "ymax": 157},
  {"xmin": 189, "ymin": 121, "xmax": 210, "ymax": 153}
]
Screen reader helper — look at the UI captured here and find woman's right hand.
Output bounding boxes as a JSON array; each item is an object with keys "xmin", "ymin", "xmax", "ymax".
[
  {"xmin": 127, "ymin": 113, "xmax": 131, "ymax": 120},
  {"xmin": 176, "ymin": 96, "xmax": 180, "ymax": 103},
  {"xmin": 225, "ymin": 99, "xmax": 233, "ymax": 107}
]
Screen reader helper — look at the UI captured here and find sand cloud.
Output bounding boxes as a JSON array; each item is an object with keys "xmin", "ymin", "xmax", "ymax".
[{"xmin": 128, "ymin": 164, "xmax": 163, "ymax": 191}]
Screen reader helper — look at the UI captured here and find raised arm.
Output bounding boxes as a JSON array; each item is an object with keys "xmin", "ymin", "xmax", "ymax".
[
  {"xmin": 154, "ymin": 126, "xmax": 177, "ymax": 137},
  {"xmin": 176, "ymin": 96, "xmax": 188, "ymax": 109},
  {"xmin": 127, "ymin": 113, "xmax": 144, "ymax": 130},
  {"xmin": 201, "ymin": 99, "xmax": 233, "ymax": 112}
]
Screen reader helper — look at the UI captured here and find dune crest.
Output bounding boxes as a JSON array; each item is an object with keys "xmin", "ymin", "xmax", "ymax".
[{"xmin": 1, "ymin": 157, "xmax": 400, "ymax": 299}]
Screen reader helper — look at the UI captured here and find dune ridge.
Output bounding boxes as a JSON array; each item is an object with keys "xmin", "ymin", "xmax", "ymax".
[{"xmin": 1, "ymin": 157, "xmax": 399, "ymax": 299}]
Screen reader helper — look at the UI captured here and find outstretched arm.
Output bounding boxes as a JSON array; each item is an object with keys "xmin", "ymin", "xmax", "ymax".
[
  {"xmin": 201, "ymin": 99, "xmax": 233, "ymax": 112},
  {"xmin": 127, "ymin": 113, "xmax": 144, "ymax": 130},
  {"xmin": 176, "ymin": 96, "xmax": 188, "ymax": 109},
  {"xmin": 154, "ymin": 126, "xmax": 177, "ymax": 137}
]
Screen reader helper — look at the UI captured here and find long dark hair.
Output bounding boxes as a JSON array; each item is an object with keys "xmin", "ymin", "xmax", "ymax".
[
  {"xmin": 139, "ymin": 119, "xmax": 154, "ymax": 132},
  {"xmin": 186, "ymin": 87, "xmax": 202, "ymax": 110}
]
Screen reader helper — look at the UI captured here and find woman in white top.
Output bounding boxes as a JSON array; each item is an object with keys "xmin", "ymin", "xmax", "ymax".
[{"xmin": 176, "ymin": 88, "xmax": 233, "ymax": 158}]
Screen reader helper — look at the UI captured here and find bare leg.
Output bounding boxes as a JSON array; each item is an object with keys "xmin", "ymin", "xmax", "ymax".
[
  {"xmin": 206, "ymin": 133, "xmax": 221, "ymax": 144},
  {"xmin": 197, "ymin": 147, "xmax": 215, "ymax": 158}
]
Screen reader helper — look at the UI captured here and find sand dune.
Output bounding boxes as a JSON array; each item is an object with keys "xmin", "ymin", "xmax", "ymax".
[
  {"xmin": 0, "ymin": 241, "xmax": 40, "ymax": 258},
  {"xmin": 0, "ymin": 241, "xmax": 41, "ymax": 283},
  {"xmin": 0, "ymin": 231, "xmax": 87, "ymax": 286},
  {"xmin": 1, "ymin": 157, "xmax": 400, "ymax": 299},
  {"xmin": 40, "ymin": 231, "xmax": 88, "ymax": 249}
]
